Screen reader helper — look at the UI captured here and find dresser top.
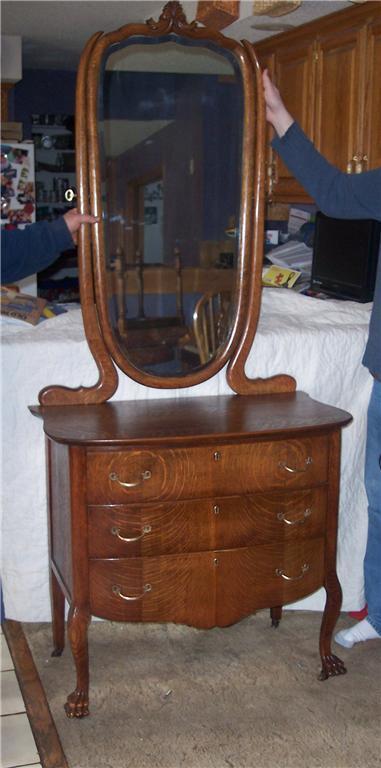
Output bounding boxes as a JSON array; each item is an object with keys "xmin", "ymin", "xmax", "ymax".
[{"xmin": 29, "ymin": 391, "xmax": 352, "ymax": 447}]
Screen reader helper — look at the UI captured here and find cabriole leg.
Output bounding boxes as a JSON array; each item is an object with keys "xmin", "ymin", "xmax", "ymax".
[
  {"xmin": 65, "ymin": 604, "xmax": 91, "ymax": 718},
  {"xmin": 319, "ymin": 575, "xmax": 347, "ymax": 680}
]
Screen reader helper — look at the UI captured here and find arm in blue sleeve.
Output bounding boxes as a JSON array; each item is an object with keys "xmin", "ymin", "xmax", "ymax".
[
  {"xmin": 1, "ymin": 217, "xmax": 74, "ymax": 284},
  {"xmin": 272, "ymin": 122, "xmax": 381, "ymax": 222}
]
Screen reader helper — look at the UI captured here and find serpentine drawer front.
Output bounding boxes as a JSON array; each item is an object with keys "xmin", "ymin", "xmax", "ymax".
[
  {"xmin": 86, "ymin": 435, "xmax": 328, "ymax": 504},
  {"xmin": 88, "ymin": 487, "xmax": 327, "ymax": 558}
]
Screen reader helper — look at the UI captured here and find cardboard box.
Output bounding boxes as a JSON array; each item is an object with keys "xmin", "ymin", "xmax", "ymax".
[{"xmin": 1, "ymin": 122, "xmax": 23, "ymax": 141}]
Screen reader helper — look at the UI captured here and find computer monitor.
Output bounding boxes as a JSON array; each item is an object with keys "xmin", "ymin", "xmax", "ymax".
[{"xmin": 311, "ymin": 212, "xmax": 381, "ymax": 302}]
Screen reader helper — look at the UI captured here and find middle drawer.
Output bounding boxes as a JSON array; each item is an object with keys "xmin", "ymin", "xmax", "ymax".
[{"xmin": 88, "ymin": 487, "xmax": 327, "ymax": 558}]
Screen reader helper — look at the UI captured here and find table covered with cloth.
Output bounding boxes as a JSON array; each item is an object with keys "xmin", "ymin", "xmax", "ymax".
[{"xmin": 1, "ymin": 288, "xmax": 372, "ymax": 621}]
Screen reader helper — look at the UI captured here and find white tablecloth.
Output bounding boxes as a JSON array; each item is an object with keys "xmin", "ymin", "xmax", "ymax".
[{"xmin": 1, "ymin": 288, "xmax": 372, "ymax": 620}]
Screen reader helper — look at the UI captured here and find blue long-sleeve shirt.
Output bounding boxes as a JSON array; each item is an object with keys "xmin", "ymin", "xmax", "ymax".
[
  {"xmin": 272, "ymin": 122, "xmax": 381, "ymax": 378},
  {"xmin": 1, "ymin": 217, "xmax": 74, "ymax": 284}
]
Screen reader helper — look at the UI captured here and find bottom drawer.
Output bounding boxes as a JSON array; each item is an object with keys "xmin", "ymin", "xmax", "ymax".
[{"xmin": 89, "ymin": 538, "xmax": 324, "ymax": 627}]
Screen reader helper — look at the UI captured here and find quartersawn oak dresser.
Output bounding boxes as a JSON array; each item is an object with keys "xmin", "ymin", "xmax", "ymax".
[{"xmin": 32, "ymin": 392, "xmax": 351, "ymax": 717}]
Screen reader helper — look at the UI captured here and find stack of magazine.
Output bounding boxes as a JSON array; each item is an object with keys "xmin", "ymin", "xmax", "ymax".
[{"xmin": 263, "ymin": 240, "xmax": 313, "ymax": 292}]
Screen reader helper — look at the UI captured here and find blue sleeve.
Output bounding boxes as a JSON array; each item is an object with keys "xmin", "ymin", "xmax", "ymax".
[
  {"xmin": 272, "ymin": 122, "xmax": 381, "ymax": 222},
  {"xmin": 1, "ymin": 217, "xmax": 74, "ymax": 284}
]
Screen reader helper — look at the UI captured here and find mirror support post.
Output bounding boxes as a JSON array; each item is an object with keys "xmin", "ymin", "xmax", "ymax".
[{"xmin": 227, "ymin": 41, "xmax": 296, "ymax": 395}]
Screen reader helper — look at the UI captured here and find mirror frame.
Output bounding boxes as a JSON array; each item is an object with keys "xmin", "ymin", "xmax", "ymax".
[{"xmin": 39, "ymin": 2, "xmax": 296, "ymax": 406}]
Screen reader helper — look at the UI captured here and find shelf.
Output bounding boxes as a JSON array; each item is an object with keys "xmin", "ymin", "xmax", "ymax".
[
  {"xmin": 36, "ymin": 202, "xmax": 71, "ymax": 208},
  {"xmin": 32, "ymin": 125, "xmax": 72, "ymax": 130},
  {"xmin": 36, "ymin": 168, "xmax": 76, "ymax": 174},
  {"xmin": 35, "ymin": 148, "xmax": 75, "ymax": 154}
]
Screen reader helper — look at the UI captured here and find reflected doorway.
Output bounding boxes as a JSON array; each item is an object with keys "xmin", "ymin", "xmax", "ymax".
[{"xmin": 127, "ymin": 169, "xmax": 163, "ymax": 266}]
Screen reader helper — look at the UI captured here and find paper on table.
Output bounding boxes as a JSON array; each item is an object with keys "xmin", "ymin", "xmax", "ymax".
[
  {"xmin": 266, "ymin": 241, "xmax": 313, "ymax": 276},
  {"xmin": 288, "ymin": 207, "xmax": 311, "ymax": 235}
]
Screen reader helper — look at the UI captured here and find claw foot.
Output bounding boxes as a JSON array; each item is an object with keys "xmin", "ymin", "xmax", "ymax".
[
  {"xmin": 64, "ymin": 688, "xmax": 90, "ymax": 718},
  {"xmin": 318, "ymin": 654, "xmax": 347, "ymax": 681}
]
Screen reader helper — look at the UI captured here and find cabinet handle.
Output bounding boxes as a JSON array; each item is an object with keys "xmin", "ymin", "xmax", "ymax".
[
  {"xmin": 109, "ymin": 470, "xmax": 151, "ymax": 488},
  {"xmin": 111, "ymin": 524, "xmax": 151, "ymax": 542},
  {"xmin": 278, "ymin": 457, "xmax": 312, "ymax": 473},
  {"xmin": 277, "ymin": 508, "xmax": 312, "ymax": 525},
  {"xmin": 267, "ymin": 161, "xmax": 273, "ymax": 198},
  {"xmin": 112, "ymin": 583, "xmax": 152, "ymax": 601},
  {"xmin": 266, "ymin": 160, "xmax": 277, "ymax": 199},
  {"xmin": 352, "ymin": 154, "xmax": 363, "ymax": 174},
  {"xmin": 275, "ymin": 563, "xmax": 309, "ymax": 581}
]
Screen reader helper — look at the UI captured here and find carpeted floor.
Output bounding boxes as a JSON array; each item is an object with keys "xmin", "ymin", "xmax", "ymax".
[{"xmin": 24, "ymin": 611, "xmax": 381, "ymax": 768}]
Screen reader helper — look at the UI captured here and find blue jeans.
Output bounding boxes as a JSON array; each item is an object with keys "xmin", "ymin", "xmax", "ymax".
[{"xmin": 364, "ymin": 378, "xmax": 381, "ymax": 635}]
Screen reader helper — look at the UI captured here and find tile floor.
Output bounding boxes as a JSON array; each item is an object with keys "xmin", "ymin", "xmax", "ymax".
[{"xmin": 1, "ymin": 625, "xmax": 42, "ymax": 768}]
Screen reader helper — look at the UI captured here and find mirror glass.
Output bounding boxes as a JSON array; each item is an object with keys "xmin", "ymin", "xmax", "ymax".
[{"xmin": 99, "ymin": 36, "xmax": 243, "ymax": 377}]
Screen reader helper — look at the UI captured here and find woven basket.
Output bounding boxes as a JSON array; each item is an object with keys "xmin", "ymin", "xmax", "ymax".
[{"xmin": 252, "ymin": 0, "xmax": 301, "ymax": 16}]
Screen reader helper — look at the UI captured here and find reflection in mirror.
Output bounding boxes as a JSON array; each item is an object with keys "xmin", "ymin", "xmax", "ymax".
[{"xmin": 99, "ymin": 37, "xmax": 243, "ymax": 377}]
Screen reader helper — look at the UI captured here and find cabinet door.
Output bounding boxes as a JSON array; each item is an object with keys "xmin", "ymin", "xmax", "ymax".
[
  {"xmin": 314, "ymin": 25, "xmax": 365, "ymax": 174},
  {"xmin": 362, "ymin": 16, "xmax": 381, "ymax": 170},
  {"xmin": 272, "ymin": 40, "xmax": 316, "ymax": 201}
]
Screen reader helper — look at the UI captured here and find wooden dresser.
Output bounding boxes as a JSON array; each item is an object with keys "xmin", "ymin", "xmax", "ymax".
[{"xmin": 32, "ymin": 392, "xmax": 351, "ymax": 717}]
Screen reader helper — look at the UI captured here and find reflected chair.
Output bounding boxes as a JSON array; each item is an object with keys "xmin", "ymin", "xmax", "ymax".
[
  {"xmin": 192, "ymin": 291, "xmax": 231, "ymax": 365},
  {"xmin": 108, "ymin": 247, "xmax": 191, "ymax": 370}
]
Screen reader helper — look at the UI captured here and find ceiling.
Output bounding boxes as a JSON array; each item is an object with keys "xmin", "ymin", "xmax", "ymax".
[{"xmin": 1, "ymin": 0, "xmax": 354, "ymax": 71}]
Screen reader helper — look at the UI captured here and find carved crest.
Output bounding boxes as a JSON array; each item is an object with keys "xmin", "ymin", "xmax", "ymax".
[{"xmin": 146, "ymin": 1, "xmax": 198, "ymax": 33}]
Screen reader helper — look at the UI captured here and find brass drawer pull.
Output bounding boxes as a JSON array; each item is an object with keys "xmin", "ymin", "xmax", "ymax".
[
  {"xmin": 279, "ymin": 457, "xmax": 312, "ymax": 474},
  {"xmin": 112, "ymin": 583, "xmax": 152, "ymax": 601},
  {"xmin": 111, "ymin": 524, "xmax": 152, "ymax": 542},
  {"xmin": 275, "ymin": 563, "xmax": 310, "ymax": 581},
  {"xmin": 109, "ymin": 469, "xmax": 152, "ymax": 488},
  {"xmin": 277, "ymin": 508, "xmax": 312, "ymax": 525}
]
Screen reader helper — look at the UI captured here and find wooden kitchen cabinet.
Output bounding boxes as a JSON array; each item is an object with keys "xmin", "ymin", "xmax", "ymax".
[{"xmin": 256, "ymin": 1, "xmax": 381, "ymax": 203}]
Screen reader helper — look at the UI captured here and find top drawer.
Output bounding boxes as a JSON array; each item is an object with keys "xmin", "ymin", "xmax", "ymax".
[{"xmin": 86, "ymin": 435, "xmax": 328, "ymax": 504}]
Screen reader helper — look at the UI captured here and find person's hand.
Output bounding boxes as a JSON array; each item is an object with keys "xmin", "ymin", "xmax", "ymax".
[
  {"xmin": 262, "ymin": 69, "xmax": 294, "ymax": 137},
  {"xmin": 63, "ymin": 208, "xmax": 99, "ymax": 244}
]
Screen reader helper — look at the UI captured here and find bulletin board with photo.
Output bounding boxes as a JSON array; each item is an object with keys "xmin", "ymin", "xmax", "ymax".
[{"xmin": 1, "ymin": 142, "xmax": 36, "ymax": 227}]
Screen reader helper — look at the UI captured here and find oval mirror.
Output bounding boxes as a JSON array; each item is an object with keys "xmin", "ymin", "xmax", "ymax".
[{"xmin": 85, "ymin": 5, "xmax": 260, "ymax": 389}]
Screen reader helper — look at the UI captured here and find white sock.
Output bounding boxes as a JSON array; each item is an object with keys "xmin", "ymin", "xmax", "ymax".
[{"xmin": 334, "ymin": 618, "xmax": 381, "ymax": 649}]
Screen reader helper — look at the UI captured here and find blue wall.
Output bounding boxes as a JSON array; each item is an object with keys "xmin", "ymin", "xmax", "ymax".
[{"xmin": 12, "ymin": 69, "xmax": 76, "ymax": 137}]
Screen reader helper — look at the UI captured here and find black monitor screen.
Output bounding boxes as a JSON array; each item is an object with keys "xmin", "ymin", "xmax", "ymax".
[{"xmin": 311, "ymin": 212, "xmax": 381, "ymax": 302}]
